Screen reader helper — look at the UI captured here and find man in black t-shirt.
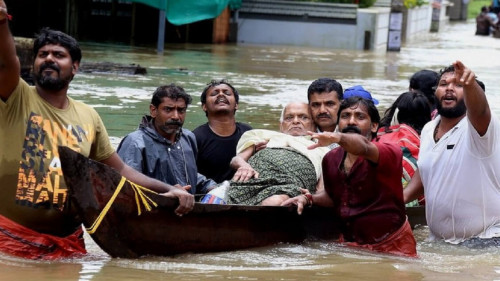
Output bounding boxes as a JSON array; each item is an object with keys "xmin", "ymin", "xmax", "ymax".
[{"xmin": 193, "ymin": 80, "xmax": 252, "ymax": 183}]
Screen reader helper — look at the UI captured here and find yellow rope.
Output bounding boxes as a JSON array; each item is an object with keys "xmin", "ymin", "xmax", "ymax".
[
  {"xmin": 86, "ymin": 176, "xmax": 159, "ymax": 234},
  {"xmin": 130, "ymin": 181, "xmax": 158, "ymax": 215}
]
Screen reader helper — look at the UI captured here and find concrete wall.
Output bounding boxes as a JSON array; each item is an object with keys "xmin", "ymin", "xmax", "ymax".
[
  {"xmin": 448, "ymin": 0, "xmax": 468, "ymax": 20},
  {"xmin": 404, "ymin": 5, "xmax": 432, "ymax": 40},
  {"xmin": 237, "ymin": 19, "xmax": 358, "ymax": 49},
  {"xmin": 237, "ymin": 7, "xmax": 391, "ymax": 51},
  {"xmin": 357, "ymin": 8, "xmax": 391, "ymax": 51}
]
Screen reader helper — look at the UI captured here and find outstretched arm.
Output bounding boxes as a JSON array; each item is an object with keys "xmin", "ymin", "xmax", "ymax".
[
  {"xmin": 281, "ymin": 189, "xmax": 334, "ymax": 215},
  {"xmin": 308, "ymin": 131, "xmax": 380, "ymax": 163},
  {"xmin": 452, "ymin": 60, "xmax": 491, "ymax": 136},
  {"xmin": 0, "ymin": 1, "xmax": 20, "ymax": 101},
  {"xmin": 101, "ymin": 152, "xmax": 195, "ymax": 216}
]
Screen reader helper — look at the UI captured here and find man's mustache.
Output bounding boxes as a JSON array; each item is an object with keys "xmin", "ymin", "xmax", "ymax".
[
  {"xmin": 316, "ymin": 113, "xmax": 331, "ymax": 119},
  {"xmin": 165, "ymin": 120, "xmax": 183, "ymax": 126},
  {"xmin": 341, "ymin": 125, "xmax": 361, "ymax": 134},
  {"xmin": 39, "ymin": 63, "xmax": 60, "ymax": 74}
]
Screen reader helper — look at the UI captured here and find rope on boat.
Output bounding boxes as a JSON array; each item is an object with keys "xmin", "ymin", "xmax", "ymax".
[{"xmin": 86, "ymin": 176, "xmax": 159, "ymax": 234}]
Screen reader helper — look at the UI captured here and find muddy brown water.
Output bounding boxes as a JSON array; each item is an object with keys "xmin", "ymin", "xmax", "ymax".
[{"xmin": 2, "ymin": 20, "xmax": 500, "ymax": 281}]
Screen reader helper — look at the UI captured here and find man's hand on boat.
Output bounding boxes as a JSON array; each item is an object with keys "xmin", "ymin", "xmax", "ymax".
[
  {"xmin": 173, "ymin": 184, "xmax": 192, "ymax": 192},
  {"xmin": 160, "ymin": 185, "xmax": 194, "ymax": 216},
  {"xmin": 281, "ymin": 188, "xmax": 311, "ymax": 215}
]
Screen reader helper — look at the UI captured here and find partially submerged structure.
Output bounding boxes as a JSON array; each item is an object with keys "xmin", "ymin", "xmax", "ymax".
[{"xmin": 8, "ymin": 0, "xmax": 445, "ymax": 53}]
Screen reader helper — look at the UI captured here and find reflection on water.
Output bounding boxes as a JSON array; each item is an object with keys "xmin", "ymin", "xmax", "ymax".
[{"xmin": 3, "ymin": 20, "xmax": 500, "ymax": 281}]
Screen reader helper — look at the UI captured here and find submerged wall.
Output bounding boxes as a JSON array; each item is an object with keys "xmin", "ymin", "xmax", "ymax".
[{"xmin": 236, "ymin": 0, "xmax": 391, "ymax": 51}]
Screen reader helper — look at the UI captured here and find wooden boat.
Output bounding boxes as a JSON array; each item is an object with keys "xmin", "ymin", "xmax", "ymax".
[{"xmin": 59, "ymin": 146, "xmax": 426, "ymax": 258}]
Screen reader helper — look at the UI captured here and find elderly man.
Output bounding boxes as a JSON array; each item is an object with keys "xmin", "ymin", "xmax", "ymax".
[
  {"xmin": 404, "ymin": 61, "xmax": 500, "ymax": 247},
  {"xmin": 283, "ymin": 97, "xmax": 417, "ymax": 257},
  {"xmin": 225, "ymin": 102, "xmax": 329, "ymax": 206},
  {"xmin": 0, "ymin": 1, "xmax": 193, "ymax": 260}
]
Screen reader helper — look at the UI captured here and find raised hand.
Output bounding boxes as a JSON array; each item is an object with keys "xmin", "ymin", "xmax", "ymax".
[{"xmin": 452, "ymin": 60, "xmax": 476, "ymax": 86}]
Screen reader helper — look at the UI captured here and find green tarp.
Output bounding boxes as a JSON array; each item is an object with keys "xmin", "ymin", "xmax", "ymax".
[{"xmin": 131, "ymin": 0, "xmax": 241, "ymax": 25}]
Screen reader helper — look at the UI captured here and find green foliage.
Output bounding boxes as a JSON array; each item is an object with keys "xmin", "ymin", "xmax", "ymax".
[
  {"xmin": 359, "ymin": 0, "xmax": 377, "ymax": 8},
  {"xmin": 403, "ymin": 0, "xmax": 429, "ymax": 8},
  {"xmin": 298, "ymin": 0, "xmax": 376, "ymax": 8},
  {"xmin": 468, "ymin": 0, "xmax": 491, "ymax": 18}
]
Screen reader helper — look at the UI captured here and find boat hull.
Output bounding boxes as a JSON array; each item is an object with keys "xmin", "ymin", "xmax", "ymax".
[{"xmin": 59, "ymin": 146, "xmax": 425, "ymax": 258}]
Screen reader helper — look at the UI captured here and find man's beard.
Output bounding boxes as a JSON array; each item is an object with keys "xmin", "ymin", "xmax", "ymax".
[
  {"xmin": 32, "ymin": 63, "xmax": 72, "ymax": 91},
  {"xmin": 437, "ymin": 98, "xmax": 466, "ymax": 118}
]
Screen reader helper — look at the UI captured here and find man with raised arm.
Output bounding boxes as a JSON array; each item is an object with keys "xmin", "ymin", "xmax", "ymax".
[
  {"xmin": 404, "ymin": 61, "xmax": 500, "ymax": 247},
  {"xmin": 0, "ymin": 1, "xmax": 193, "ymax": 259}
]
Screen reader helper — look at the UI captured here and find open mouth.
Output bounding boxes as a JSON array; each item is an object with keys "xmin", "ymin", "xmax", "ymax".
[
  {"xmin": 215, "ymin": 97, "xmax": 229, "ymax": 105},
  {"xmin": 441, "ymin": 94, "xmax": 457, "ymax": 105}
]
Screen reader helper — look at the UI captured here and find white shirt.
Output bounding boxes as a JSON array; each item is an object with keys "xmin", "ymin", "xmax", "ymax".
[{"xmin": 418, "ymin": 115, "xmax": 500, "ymax": 244}]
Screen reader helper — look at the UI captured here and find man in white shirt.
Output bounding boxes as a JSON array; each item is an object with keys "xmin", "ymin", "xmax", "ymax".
[{"xmin": 404, "ymin": 60, "xmax": 500, "ymax": 246}]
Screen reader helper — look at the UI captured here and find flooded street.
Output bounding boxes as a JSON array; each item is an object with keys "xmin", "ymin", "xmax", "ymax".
[
  {"xmin": 70, "ymin": 19, "xmax": 500, "ymax": 140},
  {"xmin": 2, "ymin": 19, "xmax": 500, "ymax": 281}
]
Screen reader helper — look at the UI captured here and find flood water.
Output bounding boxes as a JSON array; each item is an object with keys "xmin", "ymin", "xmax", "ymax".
[{"xmin": 2, "ymin": 19, "xmax": 500, "ymax": 281}]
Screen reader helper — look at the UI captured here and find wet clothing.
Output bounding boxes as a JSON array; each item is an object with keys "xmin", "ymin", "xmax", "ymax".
[
  {"xmin": 476, "ymin": 12, "xmax": 495, "ymax": 35},
  {"xmin": 226, "ymin": 148, "xmax": 318, "ymax": 205},
  {"xmin": 117, "ymin": 116, "xmax": 216, "ymax": 195},
  {"xmin": 323, "ymin": 141, "xmax": 410, "ymax": 251},
  {"xmin": 419, "ymin": 115, "xmax": 500, "ymax": 244},
  {"xmin": 0, "ymin": 215, "xmax": 86, "ymax": 260},
  {"xmin": 0, "ymin": 78, "xmax": 114, "ymax": 256},
  {"xmin": 378, "ymin": 124, "xmax": 424, "ymax": 206},
  {"xmin": 342, "ymin": 218, "xmax": 417, "ymax": 257},
  {"xmin": 193, "ymin": 122, "xmax": 252, "ymax": 183}
]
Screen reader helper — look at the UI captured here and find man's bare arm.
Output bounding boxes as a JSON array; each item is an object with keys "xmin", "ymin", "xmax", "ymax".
[
  {"xmin": 0, "ymin": 1, "xmax": 20, "ymax": 101},
  {"xmin": 403, "ymin": 169, "xmax": 424, "ymax": 204},
  {"xmin": 230, "ymin": 146, "xmax": 259, "ymax": 182},
  {"xmin": 453, "ymin": 60, "xmax": 491, "ymax": 136},
  {"xmin": 309, "ymin": 131, "xmax": 380, "ymax": 163},
  {"xmin": 101, "ymin": 152, "xmax": 194, "ymax": 216}
]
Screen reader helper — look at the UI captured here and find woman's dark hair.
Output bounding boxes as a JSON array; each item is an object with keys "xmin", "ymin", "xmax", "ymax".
[
  {"xmin": 409, "ymin": 70, "xmax": 439, "ymax": 109},
  {"xmin": 380, "ymin": 91, "xmax": 431, "ymax": 134}
]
